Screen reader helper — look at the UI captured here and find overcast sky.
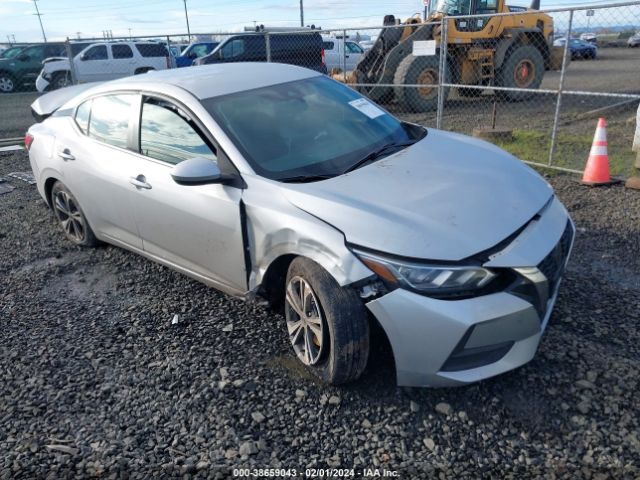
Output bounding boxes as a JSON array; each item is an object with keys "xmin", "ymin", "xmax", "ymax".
[{"xmin": 0, "ymin": 0, "xmax": 636, "ymax": 42}]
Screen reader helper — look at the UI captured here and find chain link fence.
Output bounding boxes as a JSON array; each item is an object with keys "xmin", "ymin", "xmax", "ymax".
[{"xmin": 1, "ymin": 1, "xmax": 639, "ymax": 174}]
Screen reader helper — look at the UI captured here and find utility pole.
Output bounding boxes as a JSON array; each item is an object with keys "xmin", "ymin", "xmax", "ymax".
[
  {"xmin": 32, "ymin": 0, "xmax": 47, "ymax": 42},
  {"xmin": 300, "ymin": 0, "xmax": 304, "ymax": 27},
  {"xmin": 182, "ymin": 0, "xmax": 191, "ymax": 40},
  {"xmin": 128, "ymin": 28, "xmax": 132, "ymax": 39}
]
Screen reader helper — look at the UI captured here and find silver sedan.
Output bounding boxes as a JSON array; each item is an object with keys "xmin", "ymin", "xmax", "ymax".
[{"xmin": 27, "ymin": 63, "xmax": 574, "ymax": 387}]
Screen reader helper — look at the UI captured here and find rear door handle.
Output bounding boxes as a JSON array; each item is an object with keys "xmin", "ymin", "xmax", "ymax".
[
  {"xmin": 129, "ymin": 175, "xmax": 152, "ymax": 190},
  {"xmin": 58, "ymin": 148, "xmax": 75, "ymax": 161}
]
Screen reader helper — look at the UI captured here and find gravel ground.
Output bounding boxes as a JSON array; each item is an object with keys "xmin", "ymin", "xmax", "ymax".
[{"xmin": 1, "ymin": 149, "xmax": 640, "ymax": 479}]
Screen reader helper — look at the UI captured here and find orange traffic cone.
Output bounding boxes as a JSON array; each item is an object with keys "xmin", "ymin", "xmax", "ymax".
[{"xmin": 581, "ymin": 118, "xmax": 618, "ymax": 186}]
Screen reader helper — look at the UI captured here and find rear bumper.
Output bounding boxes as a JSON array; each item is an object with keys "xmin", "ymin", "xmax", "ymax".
[{"xmin": 366, "ymin": 197, "xmax": 574, "ymax": 387}]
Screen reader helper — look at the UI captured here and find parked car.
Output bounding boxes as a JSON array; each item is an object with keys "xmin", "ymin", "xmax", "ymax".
[
  {"xmin": 579, "ymin": 32, "xmax": 598, "ymax": 45},
  {"xmin": 322, "ymin": 37, "xmax": 365, "ymax": 72},
  {"xmin": 27, "ymin": 63, "xmax": 574, "ymax": 387},
  {"xmin": 35, "ymin": 41, "xmax": 173, "ymax": 92},
  {"xmin": 0, "ymin": 43, "xmax": 67, "ymax": 93},
  {"xmin": 195, "ymin": 32, "xmax": 327, "ymax": 73},
  {"xmin": 628, "ymin": 33, "xmax": 640, "ymax": 47},
  {"xmin": 554, "ymin": 38, "xmax": 597, "ymax": 59},
  {"xmin": 176, "ymin": 42, "xmax": 219, "ymax": 67}
]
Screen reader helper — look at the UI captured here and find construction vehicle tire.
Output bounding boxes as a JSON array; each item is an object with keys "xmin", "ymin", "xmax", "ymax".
[
  {"xmin": 496, "ymin": 45, "xmax": 544, "ymax": 101},
  {"xmin": 393, "ymin": 55, "xmax": 449, "ymax": 113}
]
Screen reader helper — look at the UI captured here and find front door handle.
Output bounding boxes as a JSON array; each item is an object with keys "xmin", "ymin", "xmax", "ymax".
[
  {"xmin": 58, "ymin": 148, "xmax": 75, "ymax": 161},
  {"xmin": 129, "ymin": 175, "xmax": 152, "ymax": 190}
]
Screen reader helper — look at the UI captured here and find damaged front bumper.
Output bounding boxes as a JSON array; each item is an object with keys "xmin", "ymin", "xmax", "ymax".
[{"xmin": 365, "ymin": 197, "xmax": 575, "ymax": 387}]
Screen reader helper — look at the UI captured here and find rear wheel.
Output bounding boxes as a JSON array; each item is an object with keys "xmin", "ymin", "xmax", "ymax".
[
  {"xmin": 394, "ymin": 55, "xmax": 449, "ymax": 112},
  {"xmin": 0, "ymin": 73, "xmax": 16, "ymax": 93},
  {"xmin": 496, "ymin": 45, "xmax": 544, "ymax": 101},
  {"xmin": 50, "ymin": 181, "xmax": 98, "ymax": 247},
  {"xmin": 284, "ymin": 257, "xmax": 369, "ymax": 384}
]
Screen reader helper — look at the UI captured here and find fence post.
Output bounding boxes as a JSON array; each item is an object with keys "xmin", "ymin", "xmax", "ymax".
[
  {"xmin": 342, "ymin": 29, "xmax": 347, "ymax": 81},
  {"xmin": 548, "ymin": 9, "xmax": 574, "ymax": 166},
  {"xmin": 65, "ymin": 39, "xmax": 78, "ymax": 86},
  {"xmin": 166, "ymin": 35, "xmax": 173, "ymax": 68},
  {"xmin": 265, "ymin": 32, "xmax": 271, "ymax": 62},
  {"xmin": 436, "ymin": 18, "xmax": 448, "ymax": 130}
]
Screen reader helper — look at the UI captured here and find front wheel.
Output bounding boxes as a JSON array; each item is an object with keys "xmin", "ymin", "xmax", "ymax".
[
  {"xmin": 393, "ymin": 54, "xmax": 449, "ymax": 113},
  {"xmin": 51, "ymin": 71, "xmax": 72, "ymax": 90},
  {"xmin": 284, "ymin": 257, "xmax": 369, "ymax": 384},
  {"xmin": 0, "ymin": 73, "xmax": 16, "ymax": 93},
  {"xmin": 496, "ymin": 45, "xmax": 544, "ymax": 101}
]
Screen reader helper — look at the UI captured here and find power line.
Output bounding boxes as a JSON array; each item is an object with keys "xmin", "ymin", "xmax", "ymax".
[{"xmin": 32, "ymin": 0, "xmax": 47, "ymax": 42}]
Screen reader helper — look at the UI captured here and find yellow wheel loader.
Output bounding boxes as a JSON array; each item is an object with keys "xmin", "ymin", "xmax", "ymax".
[{"xmin": 350, "ymin": 0, "xmax": 565, "ymax": 112}]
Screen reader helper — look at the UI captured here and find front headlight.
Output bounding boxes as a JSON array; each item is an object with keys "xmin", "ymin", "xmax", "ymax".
[{"xmin": 353, "ymin": 249, "xmax": 496, "ymax": 296}]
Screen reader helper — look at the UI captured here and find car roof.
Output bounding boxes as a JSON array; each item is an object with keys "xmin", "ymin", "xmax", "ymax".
[{"xmin": 107, "ymin": 62, "xmax": 321, "ymax": 99}]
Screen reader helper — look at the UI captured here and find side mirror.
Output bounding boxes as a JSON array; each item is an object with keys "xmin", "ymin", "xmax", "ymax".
[{"xmin": 171, "ymin": 157, "xmax": 222, "ymax": 185}]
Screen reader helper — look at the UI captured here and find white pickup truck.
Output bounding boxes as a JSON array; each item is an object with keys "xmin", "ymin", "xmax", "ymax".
[{"xmin": 36, "ymin": 41, "xmax": 173, "ymax": 92}]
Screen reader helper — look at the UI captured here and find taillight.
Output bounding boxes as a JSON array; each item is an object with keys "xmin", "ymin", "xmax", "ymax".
[
  {"xmin": 321, "ymin": 49, "xmax": 325, "ymax": 66},
  {"xmin": 25, "ymin": 133, "xmax": 34, "ymax": 151}
]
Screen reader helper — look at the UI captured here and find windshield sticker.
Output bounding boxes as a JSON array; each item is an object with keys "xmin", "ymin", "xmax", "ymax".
[{"xmin": 348, "ymin": 98, "xmax": 385, "ymax": 119}]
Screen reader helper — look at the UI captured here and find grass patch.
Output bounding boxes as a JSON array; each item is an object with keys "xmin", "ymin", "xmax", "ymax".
[{"xmin": 494, "ymin": 128, "xmax": 636, "ymax": 177}]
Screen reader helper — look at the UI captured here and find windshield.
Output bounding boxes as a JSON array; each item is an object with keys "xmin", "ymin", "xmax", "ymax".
[
  {"xmin": 202, "ymin": 76, "xmax": 419, "ymax": 181},
  {"xmin": 434, "ymin": 0, "xmax": 473, "ymax": 15}
]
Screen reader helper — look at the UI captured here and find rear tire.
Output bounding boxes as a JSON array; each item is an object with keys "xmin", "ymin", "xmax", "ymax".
[
  {"xmin": 284, "ymin": 257, "xmax": 369, "ymax": 385},
  {"xmin": 394, "ymin": 55, "xmax": 449, "ymax": 113},
  {"xmin": 496, "ymin": 45, "xmax": 544, "ymax": 101},
  {"xmin": 0, "ymin": 73, "xmax": 16, "ymax": 93},
  {"xmin": 50, "ymin": 181, "xmax": 98, "ymax": 247}
]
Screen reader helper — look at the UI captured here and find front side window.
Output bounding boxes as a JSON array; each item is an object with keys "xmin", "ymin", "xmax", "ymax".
[
  {"xmin": 112, "ymin": 44, "xmax": 133, "ymax": 59},
  {"xmin": 140, "ymin": 98, "xmax": 216, "ymax": 165},
  {"xmin": 83, "ymin": 45, "xmax": 108, "ymax": 61},
  {"xmin": 220, "ymin": 39, "xmax": 245, "ymax": 59},
  {"xmin": 435, "ymin": 0, "xmax": 472, "ymax": 15},
  {"xmin": 203, "ymin": 76, "xmax": 417, "ymax": 180},
  {"xmin": 89, "ymin": 94, "xmax": 135, "ymax": 148},
  {"xmin": 20, "ymin": 45, "xmax": 46, "ymax": 61},
  {"xmin": 346, "ymin": 42, "xmax": 364, "ymax": 54},
  {"xmin": 75, "ymin": 100, "xmax": 91, "ymax": 133}
]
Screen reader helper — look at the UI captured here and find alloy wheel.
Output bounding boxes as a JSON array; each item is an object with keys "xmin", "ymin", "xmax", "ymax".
[
  {"xmin": 53, "ymin": 189, "xmax": 86, "ymax": 243},
  {"xmin": 285, "ymin": 276, "xmax": 325, "ymax": 365},
  {"xmin": 0, "ymin": 76, "xmax": 14, "ymax": 93}
]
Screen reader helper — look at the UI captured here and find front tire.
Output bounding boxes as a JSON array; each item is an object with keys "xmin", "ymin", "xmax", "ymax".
[
  {"xmin": 496, "ymin": 45, "xmax": 544, "ymax": 101},
  {"xmin": 0, "ymin": 73, "xmax": 16, "ymax": 93},
  {"xmin": 394, "ymin": 54, "xmax": 449, "ymax": 113},
  {"xmin": 51, "ymin": 71, "xmax": 72, "ymax": 90},
  {"xmin": 285, "ymin": 257, "xmax": 369, "ymax": 384},
  {"xmin": 50, "ymin": 181, "xmax": 98, "ymax": 247}
]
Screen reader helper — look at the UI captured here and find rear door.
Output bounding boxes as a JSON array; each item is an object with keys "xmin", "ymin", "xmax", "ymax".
[
  {"xmin": 128, "ymin": 95, "xmax": 247, "ymax": 293},
  {"xmin": 56, "ymin": 93, "xmax": 143, "ymax": 249},
  {"xmin": 110, "ymin": 44, "xmax": 135, "ymax": 77}
]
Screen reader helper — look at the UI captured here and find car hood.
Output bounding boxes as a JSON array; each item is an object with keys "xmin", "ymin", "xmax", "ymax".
[{"xmin": 280, "ymin": 129, "xmax": 553, "ymax": 261}]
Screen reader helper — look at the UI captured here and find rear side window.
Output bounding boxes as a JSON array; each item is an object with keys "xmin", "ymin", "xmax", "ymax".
[
  {"xmin": 135, "ymin": 43, "xmax": 169, "ymax": 57},
  {"xmin": 322, "ymin": 41, "xmax": 334, "ymax": 50},
  {"xmin": 139, "ymin": 98, "xmax": 216, "ymax": 165},
  {"xmin": 89, "ymin": 94, "xmax": 135, "ymax": 149},
  {"xmin": 112, "ymin": 44, "xmax": 133, "ymax": 59},
  {"xmin": 74, "ymin": 100, "xmax": 91, "ymax": 134}
]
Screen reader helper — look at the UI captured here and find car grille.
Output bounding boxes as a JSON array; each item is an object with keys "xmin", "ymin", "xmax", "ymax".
[{"xmin": 536, "ymin": 220, "xmax": 574, "ymax": 294}]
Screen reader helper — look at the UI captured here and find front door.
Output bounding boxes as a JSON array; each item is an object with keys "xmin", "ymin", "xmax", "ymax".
[{"xmin": 128, "ymin": 96, "xmax": 247, "ymax": 293}]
